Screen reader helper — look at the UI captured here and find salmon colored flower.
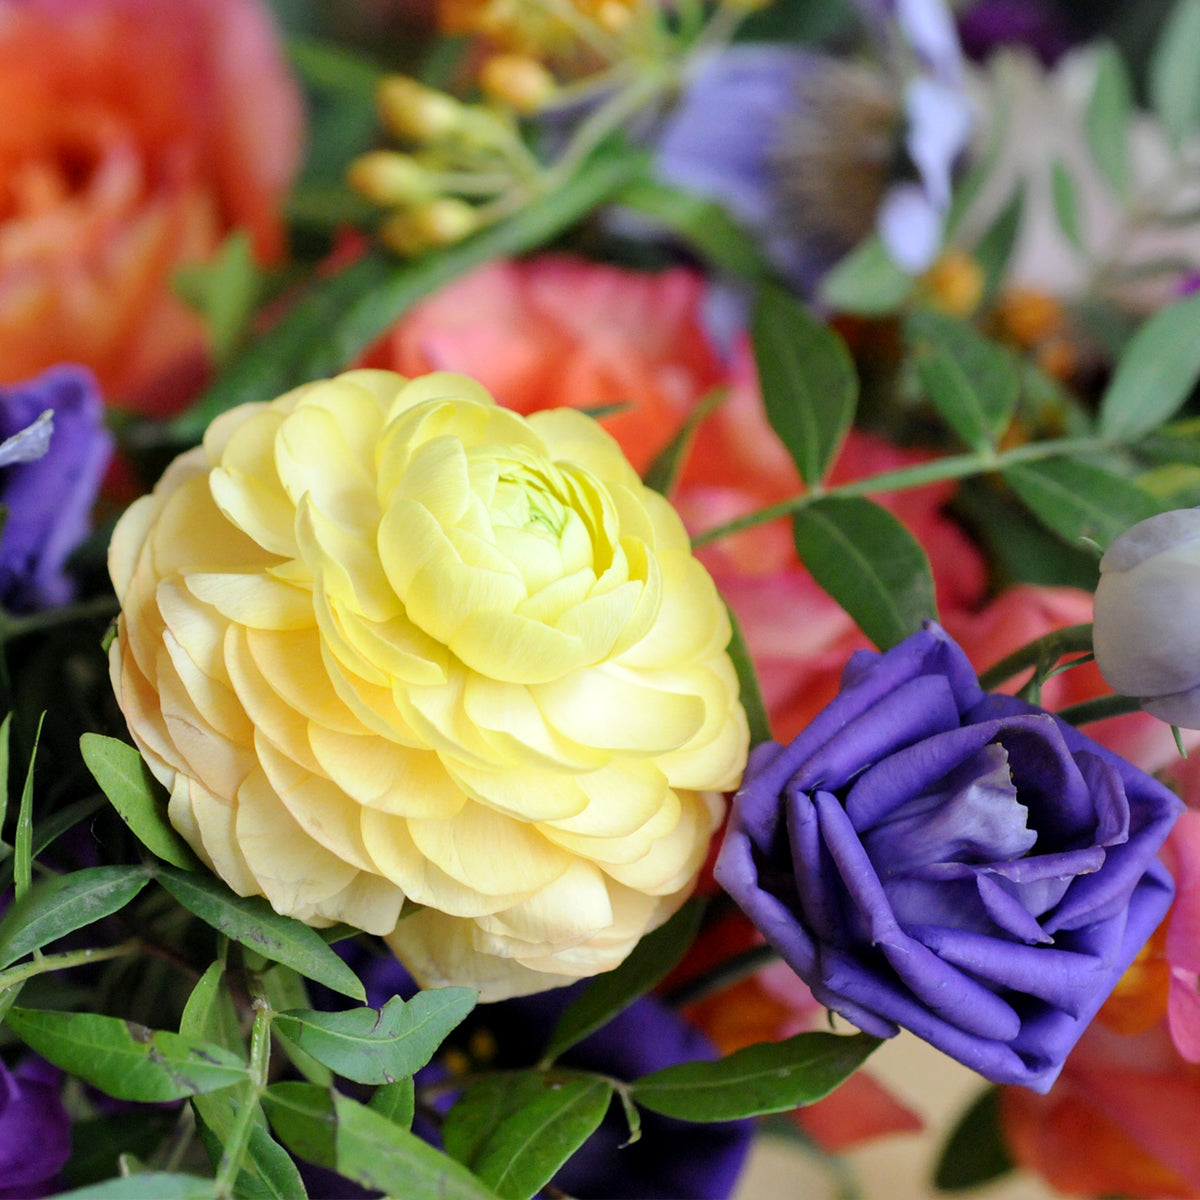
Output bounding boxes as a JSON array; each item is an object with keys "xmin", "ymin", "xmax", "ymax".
[
  {"xmin": 109, "ymin": 369, "xmax": 748, "ymax": 1000},
  {"xmin": 0, "ymin": 0, "xmax": 302, "ymax": 413}
]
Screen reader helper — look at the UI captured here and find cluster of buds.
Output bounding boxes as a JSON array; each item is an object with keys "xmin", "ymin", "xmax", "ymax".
[{"xmin": 348, "ymin": 73, "xmax": 546, "ymax": 256}]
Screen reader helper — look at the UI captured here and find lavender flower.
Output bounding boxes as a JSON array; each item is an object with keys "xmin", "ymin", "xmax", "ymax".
[
  {"xmin": 655, "ymin": 0, "xmax": 972, "ymax": 282},
  {"xmin": 0, "ymin": 366, "xmax": 112, "ymax": 612},
  {"xmin": 715, "ymin": 624, "xmax": 1183, "ymax": 1092}
]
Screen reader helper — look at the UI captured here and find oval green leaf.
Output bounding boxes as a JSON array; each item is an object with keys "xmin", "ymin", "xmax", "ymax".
[
  {"xmin": 631, "ymin": 1031, "xmax": 880, "ymax": 1122},
  {"xmin": 79, "ymin": 734, "xmax": 198, "ymax": 870},
  {"xmin": 272, "ymin": 988, "xmax": 477, "ymax": 1084},
  {"xmin": 792, "ymin": 496, "xmax": 936, "ymax": 651},
  {"xmin": 5, "ymin": 1007, "xmax": 249, "ymax": 1101},
  {"xmin": 0, "ymin": 865, "xmax": 151, "ymax": 969},
  {"xmin": 156, "ymin": 865, "xmax": 365, "ymax": 1002}
]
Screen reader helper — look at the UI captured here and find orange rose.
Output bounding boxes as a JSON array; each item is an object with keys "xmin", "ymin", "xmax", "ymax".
[{"xmin": 0, "ymin": 0, "xmax": 302, "ymax": 413}]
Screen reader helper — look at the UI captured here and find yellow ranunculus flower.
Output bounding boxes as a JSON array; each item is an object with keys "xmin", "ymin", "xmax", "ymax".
[{"xmin": 109, "ymin": 370, "xmax": 748, "ymax": 999}]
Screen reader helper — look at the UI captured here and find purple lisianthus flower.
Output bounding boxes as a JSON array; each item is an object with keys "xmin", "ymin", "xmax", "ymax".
[
  {"xmin": 715, "ymin": 623, "xmax": 1184, "ymax": 1093},
  {"xmin": 0, "ymin": 1057, "xmax": 71, "ymax": 1198},
  {"xmin": 0, "ymin": 365, "xmax": 113, "ymax": 612},
  {"xmin": 957, "ymin": 0, "xmax": 1073, "ymax": 66},
  {"xmin": 655, "ymin": 0, "xmax": 972, "ymax": 283}
]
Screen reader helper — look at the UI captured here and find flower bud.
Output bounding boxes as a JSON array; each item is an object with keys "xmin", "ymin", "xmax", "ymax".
[
  {"xmin": 479, "ymin": 54, "xmax": 557, "ymax": 115},
  {"xmin": 1093, "ymin": 507, "xmax": 1200, "ymax": 727},
  {"xmin": 378, "ymin": 198, "xmax": 478, "ymax": 255},
  {"xmin": 377, "ymin": 76, "xmax": 463, "ymax": 144},
  {"xmin": 346, "ymin": 151, "xmax": 437, "ymax": 206}
]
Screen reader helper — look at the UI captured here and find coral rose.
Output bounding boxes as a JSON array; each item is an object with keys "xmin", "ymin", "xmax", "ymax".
[
  {"xmin": 0, "ymin": 0, "xmax": 302, "ymax": 412},
  {"xmin": 109, "ymin": 369, "xmax": 748, "ymax": 1000}
]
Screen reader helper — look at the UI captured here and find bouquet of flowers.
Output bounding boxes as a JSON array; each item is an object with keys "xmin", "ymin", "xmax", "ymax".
[{"xmin": 5, "ymin": 0, "xmax": 1200, "ymax": 1197}]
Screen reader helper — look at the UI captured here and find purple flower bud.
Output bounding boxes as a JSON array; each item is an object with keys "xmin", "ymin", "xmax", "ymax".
[
  {"xmin": 0, "ymin": 366, "xmax": 113, "ymax": 612},
  {"xmin": 1094, "ymin": 507, "xmax": 1200, "ymax": 728},
  {"xmin": 715, "ymin": 624, "xmax": 1183, "ymax": 1092}
]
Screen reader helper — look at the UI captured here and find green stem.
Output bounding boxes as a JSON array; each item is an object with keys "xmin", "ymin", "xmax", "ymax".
[
  {"xmin": 215, "ymin": 976, "xmax": 272, "ymax": 1200},
  {"xmin": 977, "ymin": 624, "xmax": 1094, "ymax": 691},
  {"xmin": 663, "ymin": 943, "xmax": 780, "ymax": 1008},
  {"xmin": 1056, "ymin": 693, "xmax": 1146, "ymax": 726},
  {"xmin": 0, "ymin": 938, "xmax": 143, "ymax": 991},
  {"xmin": 691, "ymin": 436, "xmax": 1118, "ymax": 548},
  {"xmin": 0, "ymin": 595, "xmax": 118, "ymax": 642}
]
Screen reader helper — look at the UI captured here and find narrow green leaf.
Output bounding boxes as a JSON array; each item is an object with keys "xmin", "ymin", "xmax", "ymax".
[
  {"xmin": 444, "ymin": 1071, "xmax": 613, "ymax": 1200},
  {"xmin": 13, "ymin": 712, "xmax": 43, "ymax": 902},
  {"xmin": 972, "ymin": 183, "xmax": 1025, "ymax": 305},
  {"xmin": 792, "ymin": 497, "xmax": 936, "ymax": 651},
  {"xmin": 541, "ymin": 897, "xmax": 705, "ymax": 1065},
  {"xmin": 287, "ymin": 36, "xmax": 384, "ymax": 98},
  {"xmin": 369, "ymin": 1078, "xmax": 415, "ymax": 1129},
  {"xmin": 642, "ymin": 385, "xmax": 727, "ymax": 497},
  {"xmin": 193, "ymin": 1092, "xmax": 308, "ymax": 1200},
  {"xmin": 1003, "ymin": 458, "xmax": 1165, "ymax": 549},
  {"xmin": 264, "ymin": 964, "xmax": 334, "ymax": 1085},
  {"xmin": 934, "ymin": 1086, "xmax": 1014, "ymax": 1190},
  {"xmin": 1098, "ymin": 290, "xmax": 1200, "ymax": 438},
  {"xmin": 1050, "ymin": 160, "xmax": 1084, "ymax": 250},
  {"xmin": 54, "ymin": 1175, "xmax": 218, "ymax": 1200},
  {"xmin": 631, "ymin": 1031, "xmax": 880, "ymax": 1122},
  {"xmin": 819, "ymin": 236, "xmax": 915, "ymax": 315},
  {"xmin": 79, "ymin": 733, "xmax": 198, "ymax": 870},
  {"xmin": 752, "ymin": 283, "xmax": 857, "ymax": 487},
  {"xmin": 0, "ymin": 794, "xmax": 106, "ymax": 892},
  {"xmin": 180, "ymin": 961, "xmax": 244, "ymax": 1055},
  {"xmin": 5, "ymin": 1007, "xmax": 249, "ymax": 1101},
  {"xmin": 906, "ymin": 309, "xmax": 1020, "ymax": 450},
  {"xmin": 263, "ymin": 1082, "xmax": 501, "ymax": 1200},
  {"xmin": 1150, "ymin": 0, "xmax": 1200, "ymax": 147},
  {"xmin": 170, "ymin": 146, "xmax": 644, "ymax": 442},
  {"xmin": 614, "ymin": 178, "xmax": 770, "ymax": 278},
  {"xmin": 156, "ymin": 866, "xmax": 366, "ymax": 1002},
  {"xmin": 724, "ymin": 603, "xmax": 771, "ymax": 748},
  {"xmin": 1085, "ymin": 43, "xmax": 1133, "ymax": 197},
  {"xmin": 0, "ymin": 712, "xmax": 11, "ymax": 845},
  {"xmin": 173, "ymin": 232, "xmax": 263, "ymax": 364},
  {"xmin": 272, "ymin": 988, "xmax": 477, "ymax": 1084},
  {"xmin": 0, "ymin": 865, "xmax": 152, "ymax": 969}
]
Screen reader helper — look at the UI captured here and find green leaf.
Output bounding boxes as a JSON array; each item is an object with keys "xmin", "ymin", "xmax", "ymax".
[
  {"xmin": 0, "ymin": 712, "xmax": 10, "ymax": 851},
  {"xmin": 0, "ymin": 865, "xmax": 152, "ymax": 969},
  {"xmin": 631, "ymin": 1031, "xmax": 880, "ymax": 1122},
  {"xmin": 155, "ymin": 866, "xmax": 366, "ymax": 1002},
  {"xmin": 173, "ymin": 233, "xmax": 264, "ymax": 364},
  {"xmin": 1150, "ymin": 0, "xmax": 1200, "ymax": 147},
  {"xmin": 180, "ymin": 961, "xmax": 244, "ymax": 1055},
  {"xmin": 753, "ymin": 283, "xmax": 858, "ymax": 487},
  {"xmin": 369, "ymin": 1078, "xmax": 415, "ymax": 1129},
  {"xmin": 13, "ymin": 712, "xmax": 43, "ymax": 902},
  {"xmin": 170, "ymin": 146, "xmax": 644, "ymax": 442},
  {"xmin": 5, "ymin": 1007, "xmax": 249, "ymax": 1101},
  {"xmin": 540, "ymin": 897, "xmax": 705, "ymax": 1065},
  {"xmin": 1050, "ymin": 160, "xmax": 1084, "ymax": 250},
  {"xmin": 263, "ymin": 1082, "xmax": 501, "ymax": 1200},
  {"xmin": 792, "ymin": 497, "xmax": 937, "ymax": 651},
  {"xmin": 79, "ymin": 733, "xmax": 198, "ymax": 870},
  {"xmin": 1098, "ymin": 290, "xmax": 1200, "ymax": 439},
  {"xmin": 444, "ymin": 1071, "xmax": 613, "ymax": 1200},
  {"xmin": 287, "ymin": 36, "xmax": 384, "ymax": 98},
  {"xmin": 642, "ymin": 385, "xmax": 727, "ymax": 498},
  {"xmin": 905, "ymin": 309, "xmax": 1020, "ymax": 451},
  {"xmin": 193, "ymin": 1091, "xmax": 308, "ymax": 1200},
  {"xmin": 54, "ymin": 1175, "xmax": 218, "ymax": 1200},
  {"xmin": 0, "ymin": 794, "xmax": 106, "ymax": 892},
  {"xmin": 972, "ymin": 183, "xmax": 1025, "ymax": 305},
  {"xmin": 724, "ymin": 602, "xmax": 771, "ymax": 748},
  {"xmin": 1085, "ymin": 43, "xmax": 1133, "ymax": 197},
  {"xmin": 1002, "ymin": 457, "xmax": 1165, "ymax": 549},
  {"xmin": 272, "ymin": 988, "xmax": 477, "ymax": 1084},
  {"xmin": 614, "ymin": 178, "xmax": 771, "ymax": 279},
  {"xmin": 934, "ymin": 1086, "xmax": 1014, "ymax": 1190},
  {"xmin": 819, "ymin": 236, "xmax": 915, "ymax": 315}
]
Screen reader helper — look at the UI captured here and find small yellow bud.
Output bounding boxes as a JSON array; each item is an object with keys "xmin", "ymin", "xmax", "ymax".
[
  {"xmin": 379, "ymin": 198, "xmax": 478, "ymax": 255},
  {"xmin": 595, "ymin": 1, "xmax": 634, "ymax": 33},
  {"xmin": 479, "ymin": 54, "xmax": 557, "ymax": 115},
  {"xmin": 377, "ymin": 75, "xmax": 463, "ymax": 144},
  {"xmin": 346, "ymin": 151, "xmax": 437, "ymax": 206},
  {"xmin": 921, "ymin": 249, "xmax": 984, "ymax": 319}
]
